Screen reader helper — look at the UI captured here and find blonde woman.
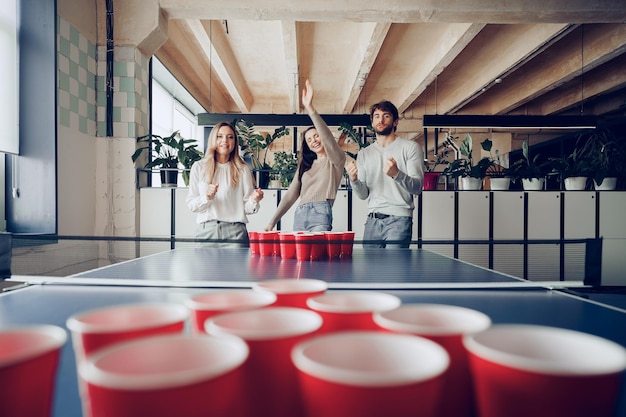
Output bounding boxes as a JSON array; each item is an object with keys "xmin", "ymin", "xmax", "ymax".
[{"xmin": 187, "ymin": 122, "xmax": 264, "ymax": 247}]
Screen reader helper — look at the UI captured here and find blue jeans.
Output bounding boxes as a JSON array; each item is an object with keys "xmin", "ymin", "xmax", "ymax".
[
  {"xmin": 293, "ymin": 201, "xmax": 333, "ymax": 232},
  {"xmin": 363, "ymin": 214, "xmax": 412, "ymax": 248}
]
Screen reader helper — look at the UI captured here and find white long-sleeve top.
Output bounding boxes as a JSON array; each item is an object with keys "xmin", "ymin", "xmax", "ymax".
[{"xmin": 186, "ymin": 161, "xmax": 259, "ymax": 224}]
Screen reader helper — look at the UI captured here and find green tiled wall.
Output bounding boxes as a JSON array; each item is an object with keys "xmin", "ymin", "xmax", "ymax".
[{"xmin": 57, "ymin": 16, "xmax": 150, "ymax": 138}]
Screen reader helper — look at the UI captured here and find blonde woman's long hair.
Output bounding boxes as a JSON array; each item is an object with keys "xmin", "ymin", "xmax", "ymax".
[{"xmin": 200, "ymin": 122, "xmax": 249, "ymax": 187}]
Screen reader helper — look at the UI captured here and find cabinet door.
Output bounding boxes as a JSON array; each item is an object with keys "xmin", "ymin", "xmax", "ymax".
[
  {"xmin": 421, "ymin": 191, "xmax": 455, "ymax": 257},
  {"xmin": 599, "ymin": 192, "xmax": 626, "ymax": 286},
  {"xmin": 350, "ymin": 192, "xmax": 369, "ymax": 240},
  {"xmin": 527, "ymin": 191, "xmax": 561, "ymax": 281},
  {"xmin": 492, "ymin": 192, "xmax": 524, "ymax": 278},
  {"xmin": 332, "ymin": 190, "xmax": 349, "ymax": 232},
  {"xmin": 247, "ymin": 189, "xmax": 279, "ymax": 232},
  {"xmin": 174, "ymin": 188, "xmax": 198, "ymax": 240},
  {"xmin": 563, "ymin": 192, "xmax": 596, "ymax": 281},
  {"xmin": 458, "ymin": 191, "xmax": 490, "ymax": 268},
  {"xmin": 139, "ymin": 188, "xmax": 172, "ymax": 256}
]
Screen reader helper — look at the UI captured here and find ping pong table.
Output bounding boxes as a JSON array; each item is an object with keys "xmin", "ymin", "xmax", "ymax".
[{"xmin": 1, "ymin": 247, "xmax": 625, "ymax": 417}]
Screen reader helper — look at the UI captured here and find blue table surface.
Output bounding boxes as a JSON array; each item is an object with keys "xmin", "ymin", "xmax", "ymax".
[
  {"xmin": 1, "ymin": 284, "xmax": 625, "ymax": 417},
  {"xmin": 70, "ymin": 247, "xmax": 526, "ymax": 287}
]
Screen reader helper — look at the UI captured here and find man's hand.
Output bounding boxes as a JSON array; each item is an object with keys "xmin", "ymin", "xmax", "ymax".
[
  {"xmin": 346, "ymin": 159, "xmax": 358, "ymax": 182},
  {"xmin": 384, "ymin": 157, "xmax": 399, "ymax": 179}
]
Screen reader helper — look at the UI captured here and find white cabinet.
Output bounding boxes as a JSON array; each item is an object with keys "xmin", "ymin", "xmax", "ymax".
[
  {"xmin": 527, "ymin": 192, "xmax": 561, "ymax": 281},
  {"xmin": 599, "ymin": 192, "xmax": 626, "ymax": 286},
  {"xmin": 563, "ymin": 192, "xmax": 596, "ymax": 281},
  {"xmin": 458, "ymin": 191, "xmax": 490, "ymax": 268},
  {"xmin": 421, "ymin": 191, "xmax": 455, "ymax": 257},
  {"xmin": 492, "ymin": 192, "xmax": 525, "ymax": 279},
  {"xmin": 247, "ymin": 190, "xmax": 279, "ymax": 232},
  {"xmin": 350, "ymin": 192, "xmax": 369, "ymax": 240}
]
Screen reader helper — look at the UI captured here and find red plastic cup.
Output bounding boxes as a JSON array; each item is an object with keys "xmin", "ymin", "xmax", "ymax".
[
  {"xmin": 0, "ymin": 325, "xmax": 67, "ymax": 417},
  {"xmin": 258, "ymin": 231, "xmax": 280, "ymax": 256},
  {"xmin": 325, "ymin": 232, "xmax": 343, "ymax": 259},
  {"xmin": 66, "ymin": 303, "xmax": 189, "ymax": 362},
  {"xmin": 279, "ymin": 232, "xmax": 297, "ymax": 259},
  {"xmin": 374, "ymin": 304, "xmax": 492, "ymax": 417},
  {"xmin": 67, "ymin": 302, "xmax": 189, "ymax": 417},
  {"xmin": 80, "ymin": 334, "xmax": 249, "ymax": 417},
  {"xmin": 341, "ymin": 231, "xmax": 355, "ymax": 256},
  {"xmin": 307, "ymin": 291, "xmax": 401, "ymax": 333},
  {"xmin": 310, "ymin": 232, "xmax": 327, "ymax": 260},
  {"xmin": 464, "ymin": 324, "xmax": 626, "ymax": 417},
  {"xmin": 252, "ymin": 278, "xmax": 328, "ymax": 309},
  {"xmin": 206, "ymin": 307, "xmax": 323, "ymax": 417},
  {"xmin": 292, "ymin": 331, "xmax": 450, "ymax": 417},
  {"xmin": 184, "ymin": 289, "xmax": 277, "ymax": 333},
  {"xmin": 248, "ymin": 231, "xmax": 259, "ymax": 255},
  {"xmin": 295, "ymin": 233, "xmax": 314, "ymax": 261}
]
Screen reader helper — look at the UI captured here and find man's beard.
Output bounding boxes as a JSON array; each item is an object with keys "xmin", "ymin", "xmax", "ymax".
[{"xmin": 374, "ymin": 124, "xmax": 394, "ymax": 136}]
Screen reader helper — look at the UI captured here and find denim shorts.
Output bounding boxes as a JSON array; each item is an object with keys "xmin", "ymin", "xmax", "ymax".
[
  {"xmin": 363, "ymin": 214, "xmax": 412, "ymax": 248},
  {"xmin": 293, "ymin": 201, "xmax": 333, "ymax": 232},
  {"xmin": 195, "ymin": 220, "xmax": 249, "ymax": 248}
]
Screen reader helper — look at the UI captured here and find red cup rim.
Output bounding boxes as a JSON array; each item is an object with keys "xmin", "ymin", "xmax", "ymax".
[
  {"xmin": 80, "ymin": 334, "xmax": 249, "ymax": 389},
  {"xmin": 307, "ymin": 291, "xmax": 401, "ymax": 313},
  {"xmin": 463, "ymin": 324, "xmax": 626, "ymax": 375},
  {"xmin": 0, "ymin": 325, "xmax": 67, "ymax": 367},
  {"xmin": 373, "ymin": 304, "xmax": 492, "ymax": 336},
  {"xmin": 291, "ymin": 331, "xmax": 449, "ymax": 387},
  {"xmin": 184, "ymin": 289, "xmax": 277, "ymax": 311},
  {"xmin": 205, "ymin": 307, "xmax": 323, "ymax": 340},
  {"xmin": 252, "ymin": 279, "xmax": 328, "ymax": 295},
  {"xmin": 66, "ymin": 303, "xmax": 189, "ymax": 334}
]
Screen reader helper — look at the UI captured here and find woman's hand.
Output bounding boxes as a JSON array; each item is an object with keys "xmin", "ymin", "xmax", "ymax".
[
  {"xmin": 302, "ymin": 79, "xmax": 315, "ymax": 113},
  {"xmin": 250, "ymin": 188, "xmax": 264, "ymax": 203},
  {"xmin": 206, "ymin": 183, "xmax": 219, "ymax": 200}
]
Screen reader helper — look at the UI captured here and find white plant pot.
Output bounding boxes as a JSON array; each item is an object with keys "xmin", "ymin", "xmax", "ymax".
[
  {"xmin": 522, "ymin": 178, "xmax": 544, "ymax": 191},
  {"xmin": 461, "ymin": 177, "xmax": 483, "ymax": 190},
  {"xmin": 594, "ymin": 177, "xmax": 617, "ymax": 191},
  {"xmin": 268, "ymin": 179, "xmax": 283, "ymax": 189},
  {"xmin": 489, "ymin": 177, "xmax": 510, "ymax": 191},
  {"xmin": 564, "ymin": 176, "xmax": 588, "ymax": 191}
]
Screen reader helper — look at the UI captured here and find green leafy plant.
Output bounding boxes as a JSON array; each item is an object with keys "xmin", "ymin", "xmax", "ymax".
[
  {"xmin": 548, "ymin": 143, "xmax": 594, "ymax": 180},
  {"xmin": 576, "ymin": 128, "xmax": 626, "ymax": 187},
  {"xmin": 443, "ymin": 134, "xmax": 492, "ymax": 179},
  {"xmin": 234, "ymin": 120, "xmax": 290, "ymax": 170},
  {"xmin": 131, "ymin": 131, "xmax": 203, "ymax": 186},
  {"xmin": 338, "ymin": 122, "xmax": 372, "ymax": 160},
  {"xmin": 508, "ymin": 139, "xmax": 549, "ymax": 181},
  {"xmin": 425, "ymin": 134, "xmax": 456, "ymax": 172},
  {"xmin": 270, "ymin": 151, "xmax": 298, "ymax": 187}
]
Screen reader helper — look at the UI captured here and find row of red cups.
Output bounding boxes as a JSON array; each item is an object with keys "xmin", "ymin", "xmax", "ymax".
[
  {"xmin": 249, "ymin": 231, "xmax": 355, "ymax": 260},
  {"xmin": 5, "ymin": 279, "xmax": 625, "ymax": 417}
]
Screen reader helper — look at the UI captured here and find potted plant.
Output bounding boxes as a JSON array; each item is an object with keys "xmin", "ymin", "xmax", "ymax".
[
  {"xmin": 577, "ymin": 128, "xmax": 625, "ymax": 190},
  {"xmin": 443, "ymin": 134, "xmax": 491, "ymax": 190},
  {"xmin": 480, "ymin": 138, "xmax": 512, "ymax": 190},
  {"xmin": 131, "ymin": 131, "xmax": 203, "ymax": 187},
  {"xmin": 235, "ymin": 119, "xmax": 290, "ymax": 188},
  {"xmin": 548, "ymin": 141, "xmax": 594, "ymax": 190},
  {"xmin": 508, "ymin": 139, "xmax": 549, "ymax": 190},
  {"xmin": 423, "ymin": 134, "xmax": 454, "ymax": 190},
  {"xmin": 269, "ymin": 151, "xmax": 298, "ymax": 188}
]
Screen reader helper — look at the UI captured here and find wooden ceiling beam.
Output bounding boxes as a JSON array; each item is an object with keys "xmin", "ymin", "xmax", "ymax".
[{"xmin": 341, "ymin": 22, "xmax": 391, "ymax": 114}]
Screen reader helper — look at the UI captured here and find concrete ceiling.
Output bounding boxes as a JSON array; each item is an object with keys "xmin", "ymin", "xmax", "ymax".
[{"xmin": 136, "ymin": 0, "xmax": 626, "ymax": 141}]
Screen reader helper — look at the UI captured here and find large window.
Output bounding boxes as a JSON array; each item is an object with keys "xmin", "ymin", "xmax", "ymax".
[{"xmin": 149, "ymin": 58, "xmax": 206, "ymax": 186}]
